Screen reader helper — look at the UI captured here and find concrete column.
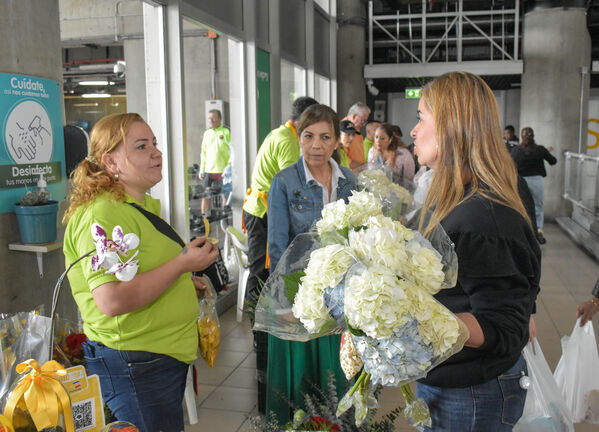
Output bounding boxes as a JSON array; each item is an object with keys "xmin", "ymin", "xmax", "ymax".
[
  {"xmin": 336, "ymin": 0, "xmax": 366, "ymax": 115},
  {"xmin": 0, "ymin": 0, "xmax": 76, "ymax": 317},
  {"xmin": 124, "ymin": 38, "xmax": 147, "ymax": 119},
  {"xmin": 520, "ymin": 7, "xmax": 590, "ymax": 221}
]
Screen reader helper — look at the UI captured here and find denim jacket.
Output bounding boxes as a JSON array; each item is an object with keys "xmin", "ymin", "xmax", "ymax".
[{"xmin": 267, "ymin": 157, "xmax": 356, "ymax": 270}]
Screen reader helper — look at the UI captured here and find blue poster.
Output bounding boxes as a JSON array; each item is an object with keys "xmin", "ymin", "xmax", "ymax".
[{"xmin": 0, "ymin": 73, "xmax": 66, "ymax": 213}]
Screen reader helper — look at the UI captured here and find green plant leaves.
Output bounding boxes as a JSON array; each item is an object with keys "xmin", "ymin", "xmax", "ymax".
[{"xmin": 282, "ymin": 270, "xmax": 305, "ymax": 304}]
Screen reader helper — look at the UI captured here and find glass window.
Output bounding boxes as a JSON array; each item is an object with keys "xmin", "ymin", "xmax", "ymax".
[
  {"xmin": 280, "ymin": 59, "xmax": 306, "ymax": 122},
  {"xmin": 314, "ymin": 0, "xmax": 329, "ymax": 14},
  {"xmin": 314, "ymin": 73, "xmax": 330, "ymax": 106}
]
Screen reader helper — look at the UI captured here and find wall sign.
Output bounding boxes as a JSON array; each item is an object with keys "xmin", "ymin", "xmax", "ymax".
[
  {"xmin": 405, "ymin": 88, "xmax": 422, "ymax": 99},
  {"xmin": 0, "ymin": 73, "xmax": 66, "ymax": 213}
]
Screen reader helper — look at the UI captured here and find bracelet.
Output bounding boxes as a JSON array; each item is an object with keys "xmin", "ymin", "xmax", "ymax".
[{"xmin": 590, "ymin": 297, "xmax": 599, "ymax": 307}]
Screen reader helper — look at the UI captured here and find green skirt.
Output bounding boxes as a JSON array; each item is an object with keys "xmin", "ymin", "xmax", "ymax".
[{"xmin": 265, "ymin": 333, "xmax": 350, "ymax": 424}]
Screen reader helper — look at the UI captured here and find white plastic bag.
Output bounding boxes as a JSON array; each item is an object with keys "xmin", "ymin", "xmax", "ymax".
[
  {"xmin": 554, "ymin": 318, "xmax": 599, "ymax": 423},
  {"xmin": 514, "ymin": 338, "xmax": 574, "ymax": 432}
]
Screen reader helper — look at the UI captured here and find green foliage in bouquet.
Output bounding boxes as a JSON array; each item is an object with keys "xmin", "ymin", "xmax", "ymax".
[
  {"xmin": 282, "ymin": 271, "xmax": 305, "ymax": 304},
  {"xmin": 247, "ymin": 372, "xmax": 402, "ymax": 432}
]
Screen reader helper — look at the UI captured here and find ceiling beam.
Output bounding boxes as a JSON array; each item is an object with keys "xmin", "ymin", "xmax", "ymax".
[{"xmin": 364, "ymin": 60, "xmax": 523, "ymax": 78}]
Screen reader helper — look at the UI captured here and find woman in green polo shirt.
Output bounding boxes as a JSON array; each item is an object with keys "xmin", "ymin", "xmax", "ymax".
[{"xmin": 63, "ymin": 113, "xmax": 219, "ymax": 432}]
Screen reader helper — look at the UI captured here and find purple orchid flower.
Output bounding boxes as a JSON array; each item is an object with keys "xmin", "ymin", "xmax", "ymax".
[{"xmin": 90, "ymin": 222, "xmax": 140, "ymax": 281}]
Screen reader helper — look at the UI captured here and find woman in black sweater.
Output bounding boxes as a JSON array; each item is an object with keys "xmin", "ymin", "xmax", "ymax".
[
  {"xmin": 410, "ymin": 72, "xmax": 541, "ymax": 431},
  {"xmin": 510, "ymin": 127, "xmax": 557, "ymax": 244}
]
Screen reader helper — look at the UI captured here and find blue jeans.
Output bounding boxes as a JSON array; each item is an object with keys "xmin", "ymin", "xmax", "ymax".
[
  {"xmin": 417, "ymin": 355, "xmax": 527, "ymax": 431},
  {"xmin": 83, "ymin": 341, "xmax": 188, "ymax": 432},
  {"xmin": 523, "ymin": 176, "xmax": 544, "ymax": 229}
]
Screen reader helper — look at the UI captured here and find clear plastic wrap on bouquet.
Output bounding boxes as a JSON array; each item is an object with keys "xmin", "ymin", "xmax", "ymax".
[
  {"xmin": 0, "ymin": 310, "xmax": 51, "ymax": 406},
  {"xmin": 253, "ymin": 232, "xmax": 342, "ymax": 341},
  {"xmin": 253, "ymin": 191, "xmax": 460, "ymax": 344},
  {"xmin": 355, "ymin": 164, "xmax": 416, "ymax": 219}
]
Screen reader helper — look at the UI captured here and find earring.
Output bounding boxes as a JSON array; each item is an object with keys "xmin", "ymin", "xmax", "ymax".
[{"xmin": 114, "ymin": 173, "xmax": 119, "ymax": 180}]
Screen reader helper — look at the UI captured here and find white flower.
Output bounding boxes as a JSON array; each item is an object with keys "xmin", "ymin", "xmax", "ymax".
[
  {"xmin": 292, "ymin": 244, "xmax": 353, "ymax": 333},
  {"xmin": 406, "ymin": 287, "xmax": 461, "ymax": 355},
  {"xmin": 402, "ymin": 239, "xmax": 445, "ymax": 295},
  {"xmin": 348, "ymin": 227, "xmax": 409, "ymax": 274},
  {"xmin": 345, "ymin": 191, "xmax": 383, "ymax": 227},
  {"xmin": 292, "ymin": 277, "xmax": 330, "ymax": 333},
  {"xmin": 358, "ymin": 169, "xmax": 414, "ymax": 208},
  {"xmin": 344, "ymin": 264, "xmax": 413, "ymax": 339},
  {"xmin": 316, "ymin": 199, "xmax": 350, "ymax": 235}
]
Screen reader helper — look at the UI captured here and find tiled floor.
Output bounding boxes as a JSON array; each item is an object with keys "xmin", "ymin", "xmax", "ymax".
[{"xmin": 185, "ymin": 223, "xmax": 599, "ymax": 432}]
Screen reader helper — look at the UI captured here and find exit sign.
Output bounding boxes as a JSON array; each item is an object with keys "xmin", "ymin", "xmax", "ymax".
[{"xmin": 405, "ymin": 88, "xmax": 422, "ymax": 99}]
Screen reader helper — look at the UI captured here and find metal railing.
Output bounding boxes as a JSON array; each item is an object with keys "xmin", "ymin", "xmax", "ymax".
[
  {"xmin": 563, "ymin": 152, "xmax": 599, "ymax": 215},
  {"xmin": 368, "ymin": 0, "xmax": 520, "ymax": 65}
]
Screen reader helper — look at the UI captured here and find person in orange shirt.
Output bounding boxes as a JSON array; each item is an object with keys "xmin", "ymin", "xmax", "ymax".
[{"xmin": 343, "ymin": 102, "xmax": 371, "ymax": 169}]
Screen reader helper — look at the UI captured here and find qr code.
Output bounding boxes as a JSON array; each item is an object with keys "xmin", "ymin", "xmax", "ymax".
[{"xmin": 72, "ymin": 398, "xmax": 96, "ymax": 431}]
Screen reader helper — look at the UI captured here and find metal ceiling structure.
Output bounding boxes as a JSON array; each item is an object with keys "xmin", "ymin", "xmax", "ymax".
[{"xmin": 366, "ymin": 0, "xmax": 599, "ymax": 92}]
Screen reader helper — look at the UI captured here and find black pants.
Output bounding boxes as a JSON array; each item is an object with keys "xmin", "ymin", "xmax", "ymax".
[
  {"xmin": 242, "ymin": 210, "xmax": 269, "ymax": 413},
  {"xmin": 243, "ymin": 210, "xmax": 270, "ymax": 302}
]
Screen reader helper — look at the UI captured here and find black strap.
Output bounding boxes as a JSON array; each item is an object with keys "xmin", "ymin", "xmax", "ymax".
[{"xmin": 127, "ymin": 202, "xmax": 185, "ymax": 248}]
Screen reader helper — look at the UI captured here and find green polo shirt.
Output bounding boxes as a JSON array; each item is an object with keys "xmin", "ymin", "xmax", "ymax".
[
  {"xmin": 338, "ymin": 147, "xmax": 350, "ymax": 169},
  {"xmin": 363, "ymin": 138, "xmax": 374, "ymax": 161},
  {"xmin": 244, "ymin": 122, "xmax": 299, "ymax": 218},
  {"xmin": 200, "ymin": 125, "xmax": 231, "ymax": 174},
  {"xmin": 63, "ymin": 192, "xmax": 198, "ymax": 363}
]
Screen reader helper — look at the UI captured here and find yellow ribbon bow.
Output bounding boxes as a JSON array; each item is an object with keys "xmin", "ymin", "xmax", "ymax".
[
  {"xmin": 3, "ymin": 359, "xmax": 75, "ymax": 432},
  {"xmin": 0, "ymin": 414, "xmax": 14, "ymax": 432}
]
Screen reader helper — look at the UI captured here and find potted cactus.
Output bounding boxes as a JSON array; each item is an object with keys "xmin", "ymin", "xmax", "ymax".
[{"xmin": 13, "ymin": 175, "xmax": 59, "ymax": 244}]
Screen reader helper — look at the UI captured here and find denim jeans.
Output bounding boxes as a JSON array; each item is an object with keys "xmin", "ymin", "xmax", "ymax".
[
  {"xmin": 417, "ymin": 355, "xmax": 527, "ymax": 431},
  {"xmin": 83, "ymin": 341, "xmax": 188, "ymax": 432},
  {"xmin": 523, "ymin": 176, "xmax": 544, "ymax": 229}
]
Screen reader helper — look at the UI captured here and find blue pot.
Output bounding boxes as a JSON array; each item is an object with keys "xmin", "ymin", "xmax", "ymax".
[{"xmin": 14, "ymin": 200, "xmax": 59, "ymax": 244}]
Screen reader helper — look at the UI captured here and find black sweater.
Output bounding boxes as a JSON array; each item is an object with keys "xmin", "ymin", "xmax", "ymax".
[
  {"xmin": 419, "ymin": 190, "xmax": 541, "ymax": 388},
  {"xmin": 510, "ymin": 145, "xmax": 557, "ymax": 177}
]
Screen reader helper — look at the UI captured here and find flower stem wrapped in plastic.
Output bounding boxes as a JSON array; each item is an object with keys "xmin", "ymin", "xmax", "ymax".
[{"xmin": 253, "ymin": 190, "xmax": 468, "ymax": 427}]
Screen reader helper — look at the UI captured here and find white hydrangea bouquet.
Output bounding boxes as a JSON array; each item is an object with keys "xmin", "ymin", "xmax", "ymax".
[
  {"xmin": 253, "ymin": 191, "xmax": 468, "ymax": 428},
  {"xmin": 356, "ymin": 165, "xmax": 415, "ymax": 219}
]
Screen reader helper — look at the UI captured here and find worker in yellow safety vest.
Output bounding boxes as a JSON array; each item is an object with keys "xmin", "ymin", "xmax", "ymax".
[
  {"xmin": 200, "ymin": 109, "xmax": 231, "ymax": 214},
  {"xmin": 242, "ymin": 96, "xmax": 317, "ymax": 414}
]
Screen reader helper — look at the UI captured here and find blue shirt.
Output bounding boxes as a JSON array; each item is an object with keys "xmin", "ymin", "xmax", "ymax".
[{"xmin": 267, "ymin": 157, "xmax": 356, "ymax": 270}]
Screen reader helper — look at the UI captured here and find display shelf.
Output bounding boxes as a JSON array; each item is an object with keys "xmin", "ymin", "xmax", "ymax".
[{"xmin": 8, "ymin": 241, "xmax": 62, "ymax": 278}]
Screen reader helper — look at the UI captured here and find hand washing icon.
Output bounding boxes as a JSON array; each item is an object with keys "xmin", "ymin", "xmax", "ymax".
[
  {"xmin": 9, "ymin": 116, "xmax": 50, "ymax": 161},
  {"xmin": 5, "ymin": 100, "xmax": 53, "ymax": 164}
]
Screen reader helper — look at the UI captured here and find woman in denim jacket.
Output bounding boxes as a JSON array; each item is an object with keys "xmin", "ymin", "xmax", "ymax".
[{"xmin": 265, "ymin": 104, "xmax": 356, "ymax": 423}]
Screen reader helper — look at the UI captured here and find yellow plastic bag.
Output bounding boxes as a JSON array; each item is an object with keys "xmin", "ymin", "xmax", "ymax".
[{"xmin": 198, "ymin": 296, "xmax": 220, "ymax": 368}]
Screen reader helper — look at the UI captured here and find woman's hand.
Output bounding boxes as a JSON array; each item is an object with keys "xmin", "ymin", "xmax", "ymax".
[
  {"xmin": 576, "ymin": 296, "xmax": 599, "ymax": 326},
  {"xmin": 178, "ymin": 237, "xmax": 219, "ymax": 273},
  {"xmin": 456, "ymin": 312, "xmax": 484, "ymax": 348},
  {"xmin": 528, "ymin": 315, "xmax": 536, "ymax": 341},
  {"xmin": 192, "ymin": 275, "xmax": 212, "ymax": 299}
]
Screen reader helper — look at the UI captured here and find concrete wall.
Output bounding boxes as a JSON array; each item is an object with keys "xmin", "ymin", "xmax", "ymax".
[
  {"xmin": 60, "ymin": 0, "xmax": 143, "ymax": 46},
  {"xmin": 0, "ymin": 0, "xmax": 76, "ymax": 319},
  {"xmin": 520, "ymin": 7, "xmax": 591, "ymax": 221},
  {"xmin": 336, "ymin": 0, "xmax": 366, "ymax": 116}
]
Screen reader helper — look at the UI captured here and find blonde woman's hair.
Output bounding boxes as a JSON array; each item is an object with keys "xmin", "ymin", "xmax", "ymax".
[
  {"xmin": 419, "ymin": 72, "xmax": 530, "ymax": 235},
  {"xmin": 63, "ymin": 113, "xmax": 144, "ymax": 223}
]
